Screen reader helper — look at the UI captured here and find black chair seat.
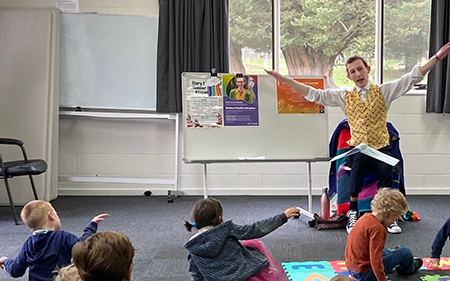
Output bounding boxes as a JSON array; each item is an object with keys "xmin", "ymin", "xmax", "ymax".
[
  {"xmin": 0, "ymin": 137, "xmax": 47, "ymax": 224},
  {"xmin": 0, "ymin": 159, "xmax": 47, "ymax": 177}
]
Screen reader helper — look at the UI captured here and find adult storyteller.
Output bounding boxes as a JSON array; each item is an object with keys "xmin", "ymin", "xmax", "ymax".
[{"xmin": 265, "ymin": 42, "xmax": 450, "ymax": 234}]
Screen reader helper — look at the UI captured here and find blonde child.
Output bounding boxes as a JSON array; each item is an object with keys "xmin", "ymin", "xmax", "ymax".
[
  {"xmin": 345, "ymin": 188, "xmax": 422, "ymax": 281},
  {"xmin": 0, "ymin": 200, "xmax": 108, "ymax": 281},
  {"xmin": 72, "ymin": 231, "xmax": 135, "ymax": 281},
  {"xmin": 184, "ymin": 197, "xmax": 299, "ymax": 281},
  {"xmin": 429, "ymin": 216, "xmax": 450, "ymax": 268},
  {"xmin": 330, "ymin": 275, "xmax": 352, "ymax": 281},
  {"xmin": 53, "ymin": 264, "xmax": 82, "ymax": 281}
]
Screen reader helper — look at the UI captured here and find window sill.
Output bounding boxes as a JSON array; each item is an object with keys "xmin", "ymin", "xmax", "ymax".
[{"xmin": 406, "ymin": 89, "xmax": 426, "ymax": 95}]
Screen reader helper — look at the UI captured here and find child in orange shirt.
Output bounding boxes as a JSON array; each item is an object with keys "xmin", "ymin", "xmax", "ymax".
[{"xmin": 345, "ymin": 188, "xmax": 422, "ymax": 281}]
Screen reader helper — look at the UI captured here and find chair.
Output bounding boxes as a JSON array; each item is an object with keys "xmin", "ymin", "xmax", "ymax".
[
  {"xmin": 328, "ymin": 119, "xmax": 405, "ymax": 215},
  {"xmin": 0, "ymin": 138, "xmax": 47, "ymax": 224}
]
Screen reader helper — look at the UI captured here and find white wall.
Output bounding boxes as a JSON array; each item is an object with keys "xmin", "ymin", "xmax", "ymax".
[
  {"xmin": 0, "ymin": 0, "xmax": 159, "ymax": 16},
  {"xmin": 58, "ymin": 92, "xmax": 450, "ymax": 197},
  {"xmin": 2, "ymin": 0, "xmax": 449, "ymax": 198}
]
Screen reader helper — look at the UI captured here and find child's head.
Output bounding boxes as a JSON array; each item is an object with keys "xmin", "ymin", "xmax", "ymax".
[
  {"xmin": 53, "ymin": 264, "xmax": 82, "ymax": 281},
  {"xmin": 371, "ymin": 188, "xmax": 408, "ymax": 226},
  {"xmin": 72, "ymin": 231, "xmax": 135, "ymax": 281},
  {"xmin": 184, "ymin": 198, "xmax": 223, "ymax": 231},
  {"xmin": 330, "ymin": 274, "xmax": 352, "ymax": 281},
  {"xmin": 21, "ymin": 200, "xmax": 61, "ymax": 231}
]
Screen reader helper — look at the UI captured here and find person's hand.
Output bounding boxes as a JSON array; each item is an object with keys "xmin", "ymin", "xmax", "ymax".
[
  {"xmin": 429, "ymin": 258, "xmax": 440, "ymax": 268},
  {"xmin": 0, "ymin": 256, "xmax": 8, "ymax": 270},
  {"xmin": 435, "ymin": 42, "xmax": 450, "ymax": 61},
  {"xmin": 264, "ymin": 69, "xmax": 284, "ymax": 82},
  {"xmin": 284, "ymin": 207, "xmax": 300, "ymax": 219},
  {"xmin": 91, "ymin": 213, "xmax": 109, "ymax": 224}
]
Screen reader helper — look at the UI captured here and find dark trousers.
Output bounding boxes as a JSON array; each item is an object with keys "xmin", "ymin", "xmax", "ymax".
[
  {"xmin": 349, "ymin": 246, "xmax": 414, "ymax": 281},
  {"xmin": 348, "ymin": 145, "xmax": 394, "ymax": 197}
]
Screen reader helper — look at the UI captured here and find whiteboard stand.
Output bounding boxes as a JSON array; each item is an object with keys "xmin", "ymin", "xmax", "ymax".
[
  {"xmin": 59, "ymin": 109, "xmax": 183, "ymax": 202},
  {"xmin": 183, "ymin": 158, "xmax": 330, "ymax": 220}
]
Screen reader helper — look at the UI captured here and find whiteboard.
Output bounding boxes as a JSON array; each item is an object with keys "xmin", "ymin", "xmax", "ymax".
[
  {"xmin": 182, "ymin": 73, "xmax": 329, "ymax": 161},
  {"xmin": 60, "ymin": 14, "xmax": 158, "ymax": 110}
]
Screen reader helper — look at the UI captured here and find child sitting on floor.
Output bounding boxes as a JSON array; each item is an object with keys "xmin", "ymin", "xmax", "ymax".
[
  {"xmin": 345, "ymin": 188, "xmax": 422, "ymax": 281},
  {"xmin": 184, "ymin": 197, "xmax": 299, "ymax": 281},
  {"xmin": 72, "ymin": 231, "xmax": 135, "ymax": 281},
  {"xmin": 0, "ymin": 200, "xmax": 108, "ymax": 281},
  {"xmin": 429, "ymin": 216, "xmax": 450, "ymax": 268}
]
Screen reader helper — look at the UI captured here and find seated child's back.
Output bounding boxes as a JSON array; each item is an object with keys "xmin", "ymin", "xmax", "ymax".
[
  {"xmin": 0, "ymin": 200, "xmax": 108, "ymax": 281},
  {"xmin": 184, "ymin": 198, "xmax": 299, "ymax": 281}
]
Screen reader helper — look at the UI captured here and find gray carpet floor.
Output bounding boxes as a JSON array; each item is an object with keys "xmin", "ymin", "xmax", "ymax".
[{"xmin": 0, "ymin": 195, "xmax": 449, "ymax": 281}]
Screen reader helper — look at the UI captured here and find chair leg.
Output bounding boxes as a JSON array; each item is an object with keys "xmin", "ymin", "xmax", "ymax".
[
  {"xmin": 28, "ymin": 175, "xmax": 39, "ymax": 200},
  {"xmin": 3, "ymin": 177, "xmax": 20, "ymax": 225}
]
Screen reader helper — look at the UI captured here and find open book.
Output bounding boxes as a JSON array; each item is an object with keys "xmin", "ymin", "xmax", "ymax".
[{"xmin": 330, "ymin": 143, "xmax": 399, "ymax": 166}]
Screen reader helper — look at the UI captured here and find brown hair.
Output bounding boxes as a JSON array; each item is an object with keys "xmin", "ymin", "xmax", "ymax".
[
  {"xmin": 184, "ymin": 198, "xmax": 223, "ymax": 231},
  {"xmin": 72, "ymin": 231, "xmax": 135, "ymax": 281},
  {"xmin": 371, "ymin": 188, "xmax": 409, "ymax": 217},
  {"xmin": 53, "ymin": 264, "xmax": 82, "ymax": 281},
  {"xmin": 21, "ymin": 200, "xmax": 54, "ymax": 230},
  {"xmin": 345, "ymin": 55, "xmax": 369, "ymax": 73},
  {"xmin": 330, "ymin": 274, "xmax": 351, "ymax": 281}
]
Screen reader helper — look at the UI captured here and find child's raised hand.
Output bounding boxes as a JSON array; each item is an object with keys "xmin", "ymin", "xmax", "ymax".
[
  {"xmin": 0, "ymin": 256, "xmax": 8, "ymax": 270},
  {"xmin": 429, "ymin": 258, "xmax": 440, "ymax": 268},
  {"xmin": 91, "ymin": 213, "xmax": 109, "ymax": 224},
  {"xmin": 284, "ymin": 207, "xmax": 300, "ymax": 219}
]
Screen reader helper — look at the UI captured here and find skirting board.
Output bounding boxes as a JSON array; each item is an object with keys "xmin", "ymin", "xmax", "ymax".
[{"xmin": 57, "ymin": 186, "xmax": 450, "ymax": 196}]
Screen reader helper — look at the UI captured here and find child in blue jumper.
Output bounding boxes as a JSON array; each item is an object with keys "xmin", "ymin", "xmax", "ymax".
[
  {"xmin": 429, "ymin": 216, "xmax": 450, "ymax": 268},
  {"xmin": 0, "ymin": 200, "xmax": 108, "ymax": 281},
  {"xmin": 184, "ymin": 197, "xmax": 299, "ymax": 281}
]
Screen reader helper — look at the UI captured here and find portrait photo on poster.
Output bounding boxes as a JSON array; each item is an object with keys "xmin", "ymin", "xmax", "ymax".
[{"xmin": 222, "ymin": 74, "xmax": 259, "ymax": 127}]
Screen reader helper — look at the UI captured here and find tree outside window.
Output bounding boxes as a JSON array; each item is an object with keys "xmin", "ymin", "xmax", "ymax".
[{"xmin": 229, "ymin": 0, "xmax": 431, "ymax": 88}]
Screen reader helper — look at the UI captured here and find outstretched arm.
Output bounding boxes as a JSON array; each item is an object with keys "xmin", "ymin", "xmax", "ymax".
[
  {"xmin": 420, "ymin": 42, "xmax": 450, "ymax": 75},
  {"xmin": 65, "ymin": 213, "xmax": 110, "ymax": 248},
  {"xmin": 430, "ymin": 217, "xmax": 450, "ymax": 267},
  {"xmin": 265, "ymin": 69, "xmax": 312, "ymax": 95},
  {"xmin": 1, "ymin": 245, "xmax": 28, "ymax": 278},
  {"xmin": 230, "ymin": 207, "xmax": 299, "ymax": 240},
  {"xmin": 79, "ymin": 213, "xmax": 109, "ymax": 241}
]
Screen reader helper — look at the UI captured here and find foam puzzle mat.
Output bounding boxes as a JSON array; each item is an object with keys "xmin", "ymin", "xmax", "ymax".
[
  {"xmin": 282, "ymin": 257, "xmax": 450, "ymax": 281},
  {"xmin": 420, "ymin": 275, "xmax": 450, "ymax": 281}
]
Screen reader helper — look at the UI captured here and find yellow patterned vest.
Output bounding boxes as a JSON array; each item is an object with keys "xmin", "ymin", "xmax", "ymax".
[{"xmin": 345, "ymin": 84, "xmax": 390, "ymax": 149}]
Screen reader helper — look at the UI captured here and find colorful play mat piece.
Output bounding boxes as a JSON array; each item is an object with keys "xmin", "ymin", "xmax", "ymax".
[
  {"xmin": 420, "ymin": 275, "xmax": 450, "ymax": 281},
  {"xmin": 282, "ymin": 257, "xmax": 450, "ymax": 281}
]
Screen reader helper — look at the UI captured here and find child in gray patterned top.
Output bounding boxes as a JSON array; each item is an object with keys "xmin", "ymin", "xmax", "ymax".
[{"xmin": 184, "ymin": 197, "xmax": 299, "ymax": 281}]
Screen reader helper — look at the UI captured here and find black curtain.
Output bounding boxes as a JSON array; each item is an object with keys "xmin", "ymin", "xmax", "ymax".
[
  {"xmin": 157, "ymin": 0, "xmax": 229, "ymax": 113},
  {"xmin": 426, "ymin": 0, "xmax": 450, "ymax": 113}
]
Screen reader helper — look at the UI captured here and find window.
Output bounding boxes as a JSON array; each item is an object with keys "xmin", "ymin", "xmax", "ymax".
[
  {"xmin": 229, "ymin": 0, "xmax": 272, "ymax": 75},
  {"xmin": 229, "ymin": 0, "xmax": 431, "ymax": 88},
  {"xmin": 383, "ymin": 0, "xmax": 431, "ymax": 84}
]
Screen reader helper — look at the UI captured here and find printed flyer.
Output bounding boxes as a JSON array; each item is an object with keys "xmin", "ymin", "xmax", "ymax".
[
  {"xmin": 222, "ymin": 74, "xmax": 259, "ymax": 126},
  {"xmin": 277, "ymin": 77, "xmax": 325, "ymax": 114},
  {"xmin": 184, "ymin": 77, "xmax": 223, "ymax": 129}
]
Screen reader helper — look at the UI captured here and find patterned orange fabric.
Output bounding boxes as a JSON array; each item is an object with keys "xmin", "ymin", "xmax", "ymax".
[{"xmin": 345, "ymin": 85, "xmax": 390, "ymax": 149}]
